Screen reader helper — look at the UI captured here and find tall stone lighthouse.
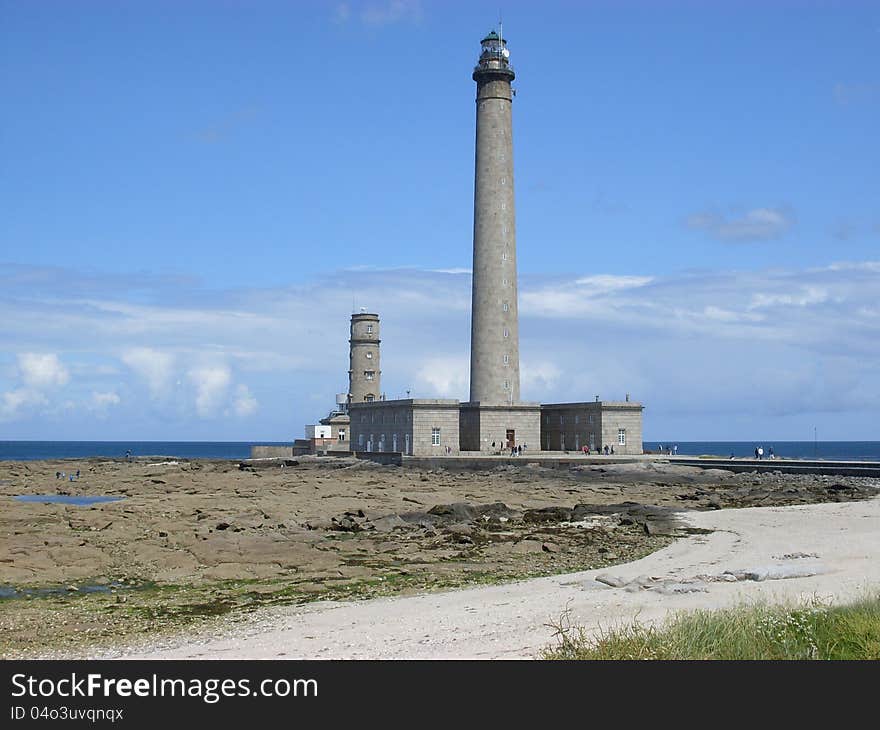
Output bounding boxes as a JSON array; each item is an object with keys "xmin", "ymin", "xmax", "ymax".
[
  {"xmin": 460, "ymin": 30, "xmax": 540, "ymax": 452},
  {"xmin": 470, "ymin": 30, "xmax": 520, "ymax": 404}
]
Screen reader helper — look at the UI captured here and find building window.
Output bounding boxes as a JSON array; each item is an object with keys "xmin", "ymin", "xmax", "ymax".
[
  {"xmin": 358, "ymin": 434, "xmax": 364, "ymax": 447},
  {"xmin": 502, "ymin": 252, "xmax": 507, "ymax": 261},
  {"xmin": 366, "ymin": 395, "xmax": 374, "ymax": 402},
  {"xmin": 501, "ymin": 202, "xmax": 506, "ymax": 210},
  {"xmin": 502, "ymin": 278, "xmax": 508, "ymax": 286},
  {"xmin": 618, "ymin": 429, "xmax": 626, "ymax": 446},
  {"xmin": 502, "ymin": 302, "xmax": 509, "ymax": 312},
  {"xmin": 365, "ymin": 370, "xmax": 374, "ymax": 380},
  {"xmin": 544, "ymin": 415, "xmax": 550, "ymax": 424},
  {"xmin": 559, "ymin": 415, "xmax": 564, "ymax": 425},
  {"xmin": 366, "ymin": 352, "xmax": 373, "ymax": 359},
  {"xmin": 431, "ymin": 427, "xmax": 440, "ymax": 446},
  {"xmin": 338, "ymin": 429, "xmax": 346, "ymax": 442},
  {"xmin": 361, "ymin": 415, "xmax": 367, "ymax": 423},
  {"xmin": 503, "ymin": 328, "xmax": 509, "ymax": 338},
  {"xmin": 366, "ymin": 324, "xmax": 373, "ymax": 334},
  {"xmin": 503, "ymin": 380, "xmax": 509, "ymax": 390},
  {"xmin": 589, "ymin": 414, "xmax": 594, "ymax": 424},
  {"xmin": 503, "ymin": 354, "xmax": 509, "ymax": 366},
  {"xmin": 501, "ymin": 177, "xmax": 506, "ymax": 184}
]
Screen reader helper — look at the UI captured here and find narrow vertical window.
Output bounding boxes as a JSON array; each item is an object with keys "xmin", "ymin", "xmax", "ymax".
[{"xmin": 431, "ymin": 428, "xmax": 441, "ymax": 446}]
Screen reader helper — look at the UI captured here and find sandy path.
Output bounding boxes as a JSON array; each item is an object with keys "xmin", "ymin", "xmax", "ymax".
[{"xmin": 108, "ymin": 497, "xmax": 880, "ymax": 659}]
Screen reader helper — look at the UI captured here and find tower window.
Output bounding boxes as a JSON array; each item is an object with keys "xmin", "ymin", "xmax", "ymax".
[
  {"xmin": 503, "ymin": 328, "xmax": 509, "ymax": 338},
  {"xmin": 502, "ymin": 302, "xmax": 509, "ymax": 312},
  {"xmin": 502, "ymin": 278, "xmax": 508, "ymax": 286},
  {"xmin": 501, "ymin": 177, "xmax": 506, "ymax": 185},
  {"xmin": 501, "ymin": 203, "xmax": 506, "ymax": 210},
  {"xmin": 503, "ymin": 354, "xmax": 509, "ymax": 365},
  {"xmin": 366, "ymin": 324, "xmax": 373, "ymax": 334},
  {"xmin": 366, "ymin": 351, "xmax": 373, "ymax": 359},
  {"xmin": 364, "ymin": 370, "xmax": 375, "ymax": 380},
  {"xmin": 503, "ymin": 380, "xmax": 509, "ymax": 390},
  {"xmin": 502, "ymin": 252, "xmax": 507, "ymax": 261}
]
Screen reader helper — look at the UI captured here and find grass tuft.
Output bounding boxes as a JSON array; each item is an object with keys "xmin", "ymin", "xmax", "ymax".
[{"xmin": 543, "ymin": 593, "xmax": 880, "ymax": 660}]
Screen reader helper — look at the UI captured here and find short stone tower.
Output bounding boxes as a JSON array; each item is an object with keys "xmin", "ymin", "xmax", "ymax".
[
  {"xmin": 470, "ymin": 29, "xmax": 520, "ymax": 404},
  {"xmin": 348, "ymin": 312, "xmax": 381, "ymax": 404}
]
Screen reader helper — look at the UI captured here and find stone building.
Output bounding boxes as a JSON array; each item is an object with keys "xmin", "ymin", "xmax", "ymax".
[
  {"xmin": 348, "ymin": 312, "xmax": 381, "ymax": 405},
  {"xmin": 294, "ymin": 312, "xmax": 384, "ymax": 455},
  {"xmin": 348, "ymin": 399, "xmax": 460, "ymax": 456},
  {"xmin": 307, "ymin": 30, "xmax": 643, "ymax": 459},
  {"xmin": 539, "ymin": 399, "xmax": 644, "ymax": 455}
]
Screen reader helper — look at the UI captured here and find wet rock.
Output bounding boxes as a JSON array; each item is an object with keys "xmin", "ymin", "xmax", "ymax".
[
  {"xmin": 215, "ymin": 522, "xmax": 230, "ymax": 531},
  {"xmin": 428, "ymin": 503, "xmax": 477, "ymax": 523},
  {"xmin": 331, "ymin": 516, "xmax": 362, "ymax": 532},
  {"xmin": 523, "ymin": 506, "xmax": 572, "ymax": 523},
  {"xmin": 475, "ymin": 502, "xmax": 518, "ymax": 519}
]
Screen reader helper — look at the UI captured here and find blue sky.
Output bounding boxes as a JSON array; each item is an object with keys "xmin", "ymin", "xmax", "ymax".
[{"xmin": 1, "ymin": 0, "xmax": 878, "ymax": 441}]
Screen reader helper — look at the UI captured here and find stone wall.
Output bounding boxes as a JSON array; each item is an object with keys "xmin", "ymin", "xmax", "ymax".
[{"xmin": 250, "ymin": 445, "xmax": 293, "ymax": 459}]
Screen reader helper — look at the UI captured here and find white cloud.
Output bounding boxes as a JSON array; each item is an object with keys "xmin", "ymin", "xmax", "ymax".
[
  {"xmin": 360, "ymin": 0, "xmax": 422, "ymax": 27},
  {"xmin": 232, "ymin": 384, "xmax": 258, "ymax": 417},
  {"xmin": 189, "ymin": 365, "xmax": 232, "ymax": 418},
  {"xmin": 414, "ymin": 356, "xmax": 468, "ymax": 396},
  {"xmin": 749, "ymin": 287, "xmax": 830, "ymax": 310},
  {"xmin": 686, "ymin": 207, "xmax": 794, "ymax": 241},
  {"xmin": 122, "ymin": 348, "xmax": 175, "ymax": 398},
  {"xmin": 87, "ymin": 391, "xmax": 121, "ymax": 416},
  {"xmin": 0, "ymin": 388, "xmax": 47, "ymax": 421},
  {"xmin": 2, "ymin": 261, "xmax": 880, "ymax": 438},
  {"xmin": 572, "ymin": 275, "xmax": 653, "ymax": 291},
  {"xmin": 18, "ymin": 353, "xmax": 69, "ymax": 389},
  {"xmin": 520, "ymin": 361, "xmax": 561, "ymax": 394}
]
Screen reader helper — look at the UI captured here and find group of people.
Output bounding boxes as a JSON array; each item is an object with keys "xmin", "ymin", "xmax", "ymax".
[
  {"xmin": 491, "ymin": 442, "xmax": 527, "ymax": 456},
  {"xmin": 581, "ymin": 445, "xmax": 616, "ymax": 455},
  {"xmin": 658, "ymin": 444, "xmax": 678, "ymax": 455},
  {"xmin": 754, "ymin": 445, "xmax": 775, "ymax": 460},
  {"xmin": 55, "ymin": 470, "xmax": 80, "ymax": 482}
]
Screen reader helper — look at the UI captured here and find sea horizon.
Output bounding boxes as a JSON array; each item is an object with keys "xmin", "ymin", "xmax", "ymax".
[{"xmin": 1, "ymin": 439, "xmax": 880, "ymax": 462}]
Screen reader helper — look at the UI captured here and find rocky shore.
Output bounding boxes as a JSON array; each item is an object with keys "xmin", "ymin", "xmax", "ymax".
[{"xmin": 1, "ymin": 456, "xmax": 878, "ymax": 657}]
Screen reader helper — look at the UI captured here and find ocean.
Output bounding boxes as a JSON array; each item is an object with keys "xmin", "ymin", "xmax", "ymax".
[
  {"xmin": 643, "ymin": 441, "xmax": 880, "ymax": 462},
  {"xmin": 1, "ymin": 440, "xmax": 879, "ymax": 462},
  {"xmin": 0, "ymin": 441, "xmax": 290, "ymax": 461}
]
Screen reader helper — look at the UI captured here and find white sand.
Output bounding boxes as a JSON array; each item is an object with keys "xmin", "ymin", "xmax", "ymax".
[{"xmin": 109, "ymin": 497, "xmax": 880, "ymax": 659}]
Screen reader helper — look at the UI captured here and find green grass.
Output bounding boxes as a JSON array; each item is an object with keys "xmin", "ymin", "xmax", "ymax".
[{"xmin": 543, "ymin": 593, "xmax": 880, "ymax": 660}]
